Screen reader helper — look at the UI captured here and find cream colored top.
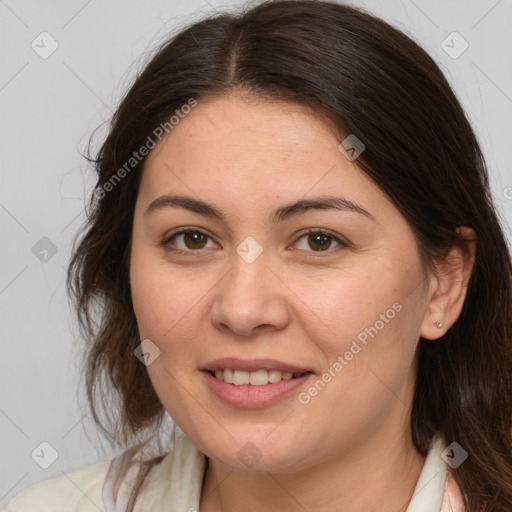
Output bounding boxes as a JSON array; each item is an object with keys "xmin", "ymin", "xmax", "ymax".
[{"xmin": 2, "ymin": 435, "xmax": 465, "ymax": 511}]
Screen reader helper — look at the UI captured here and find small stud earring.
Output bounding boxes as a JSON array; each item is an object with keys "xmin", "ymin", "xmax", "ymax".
[{"xmin": 435, "ymin": 321, "xmax": 444, "ymax": 328}]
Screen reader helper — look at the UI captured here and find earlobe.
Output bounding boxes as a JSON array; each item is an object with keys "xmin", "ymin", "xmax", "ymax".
[{"xmin": 420, "ymin": 226, "xmax": 476, "ymax": 340}]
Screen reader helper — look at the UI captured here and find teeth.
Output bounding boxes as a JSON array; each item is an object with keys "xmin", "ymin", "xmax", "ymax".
[
  {"xmin": 268, "ymin": 369, "xmax": 283, "ymax": 383},
  {"xmin": 233, "ymin": 369, "xmax": 250, "ymax": 385},
  {"xmin": 249, "ymin": 369, "xmax": 268, "ymax": 386},
  {"xmin": 212, "ymin": 369, "xmax": 302, "ymax": 385}
]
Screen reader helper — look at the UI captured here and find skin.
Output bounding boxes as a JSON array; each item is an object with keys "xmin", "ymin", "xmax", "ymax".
[{"xmin": 129, "ymin": 93, "xmax": 475, "ymax": 512}]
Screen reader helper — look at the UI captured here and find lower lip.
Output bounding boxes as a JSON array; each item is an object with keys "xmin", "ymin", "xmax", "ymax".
[{"xmin": 202, "ymin": 370, "xmax": 313, "ymax": 408}]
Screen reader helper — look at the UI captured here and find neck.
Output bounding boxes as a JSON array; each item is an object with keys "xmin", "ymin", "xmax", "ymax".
[{"xmin": 199, "ymin": 430, "xmax": 426, "ymax": 512}]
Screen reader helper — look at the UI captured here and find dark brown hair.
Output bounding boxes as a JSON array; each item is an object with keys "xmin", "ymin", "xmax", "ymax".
[{"xmin": 68, "ymin": 1, "xmax": 512, "ymax": 509}]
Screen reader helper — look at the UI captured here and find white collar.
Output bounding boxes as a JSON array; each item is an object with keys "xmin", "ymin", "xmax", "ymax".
[{"xmin": 406, "ymin": 436, "xmax": 447, "ymax": 512}]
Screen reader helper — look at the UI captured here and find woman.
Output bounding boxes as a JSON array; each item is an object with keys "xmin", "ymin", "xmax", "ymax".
[{"xmin": 4, "ymin": 0, "xmax": 511, "ymax": 510}]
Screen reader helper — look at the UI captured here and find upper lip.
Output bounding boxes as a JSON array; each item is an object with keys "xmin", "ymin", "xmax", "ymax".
[{"xmin": 202, "ymin": 357, "xmax": 314, "ymax": 374}]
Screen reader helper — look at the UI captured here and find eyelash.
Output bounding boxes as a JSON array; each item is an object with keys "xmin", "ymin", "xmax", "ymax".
[{"xmin": 161, "ymin": 227, "xmax": 349, "ymax": 257}]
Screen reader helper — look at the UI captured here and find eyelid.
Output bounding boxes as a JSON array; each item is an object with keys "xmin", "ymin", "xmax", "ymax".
[
  {"xmin": 162, "ymin": 226, "xmax": 219, "ymax": 250},
  {"xmin": 291, "ymin": 228, "xmax": 349, "ymax": 253},
  {"xmin": 162, "ymin": 227, "xmax": 349, "ymax": 255}
]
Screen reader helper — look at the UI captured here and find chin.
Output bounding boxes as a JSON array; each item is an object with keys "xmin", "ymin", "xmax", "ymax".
[{"xmin": 199, "ymin": 436, "xmax": 312, "ymax": 474}]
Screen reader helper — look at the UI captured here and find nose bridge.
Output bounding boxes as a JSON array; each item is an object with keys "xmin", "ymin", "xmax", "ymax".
[
  {"xmin": 210, "ymin": 240, "xmax": 289, "ymax": 335},
  {"xmin": 224, "ymin": 244, "xmax": 272, "ymax": 307},
  {"xmin": 225, "ymin": 234, "xmax": 271, "ymax": 294}
]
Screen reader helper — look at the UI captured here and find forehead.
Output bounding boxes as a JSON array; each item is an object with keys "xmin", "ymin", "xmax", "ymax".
[
  {"xmin": 138, "ymin": 95, "xmax": 389, "ymax": 219},
  {"xmin": 147, "ymin": 95, "xmax": 338, "ymax": 165}
]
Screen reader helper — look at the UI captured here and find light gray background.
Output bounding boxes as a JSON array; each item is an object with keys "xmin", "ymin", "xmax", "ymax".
[{"xmin": 1, "ymin": 0, "xmax": 511, "ymax": 502}]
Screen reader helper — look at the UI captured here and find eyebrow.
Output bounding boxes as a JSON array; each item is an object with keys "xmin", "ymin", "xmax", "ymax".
[{"xmin": 144, "ymin": 194, "xmax": 375, "ymax": 224}]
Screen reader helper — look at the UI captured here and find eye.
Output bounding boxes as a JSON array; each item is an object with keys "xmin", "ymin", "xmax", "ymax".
[
  {"xmin": 292, "ymin": 229, "xmax": 347, "ymax": 253},
  {"xmin": 163, "ymin": 228, "xmax": 217, "ymax": 253},
  {"xmin": 162, "ymin": 227, "xmax": 348, "ymax": 255}
]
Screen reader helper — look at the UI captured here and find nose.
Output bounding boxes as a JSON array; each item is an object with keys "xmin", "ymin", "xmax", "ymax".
[{"xmin": 209, "ymin": 251, "xmax": 290, "ymax": 337}]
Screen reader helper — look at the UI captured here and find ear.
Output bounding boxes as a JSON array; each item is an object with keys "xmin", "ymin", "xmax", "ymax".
[{"xmin": 420, "ymin": 226, "xmax": 477, "ymax": 340}]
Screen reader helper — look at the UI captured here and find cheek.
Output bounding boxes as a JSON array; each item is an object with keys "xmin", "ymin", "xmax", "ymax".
[
  {"xmin": 129, "ymin": 251, "xmax": 211, "ymax": 416},
  {"xmin": 300, "ymin": 259, "xmax": 423, "ymax": 400},
  {"xmin": 298, "ymin": 263, "xmax": 405, "ymax": 354},
  {"xmin": 129, "ymin": 247, "xmax": 225, "ymax": 403},
  {"xmin": 130, "ymin": 244, "xmax": 208, "ymax": 341}
]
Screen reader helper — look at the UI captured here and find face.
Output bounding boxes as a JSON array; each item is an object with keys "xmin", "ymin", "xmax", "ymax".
[{"xmin": 129, "ymin": 94, "xmax": 432, "ymax": 473}]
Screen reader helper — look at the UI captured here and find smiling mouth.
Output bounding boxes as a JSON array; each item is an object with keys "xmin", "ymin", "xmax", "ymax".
[{"xmin": 205, "ymin": 368, "xmax": 311, "ymax": 386}]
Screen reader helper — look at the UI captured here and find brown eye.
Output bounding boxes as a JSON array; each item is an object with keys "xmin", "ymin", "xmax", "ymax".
[
  {"xmin": 182, "ymin": 232, "xmax": 208, "ymax": 250},
  {"xmin": 307, "ymin": 233, "xmax": 332, "ymax": 251},
  {"xmin": 294, "ymin": 230, "xmax": 346, "ymax": 253},
  {"xmin": 164, "ymin": 230, "xmax": 215, "ymax": 252}
]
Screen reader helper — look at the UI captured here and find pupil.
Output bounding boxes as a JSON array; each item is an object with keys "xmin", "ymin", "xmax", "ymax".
[
  {"xmin": 309, "ymin": 233, "xmax": 331, "ymax": 251},
  {"xmin": 185, "ymin": 232, "xmax": 206, "ymax": 249}
]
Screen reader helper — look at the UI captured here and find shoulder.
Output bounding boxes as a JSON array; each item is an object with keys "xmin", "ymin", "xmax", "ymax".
[
  {"xmin": 1, "ymin": 459, "xmax": 111, "ymax": 512},
  {"xmin": 1, "ymin": 435, "xmax": 207, "ymax": 512}
]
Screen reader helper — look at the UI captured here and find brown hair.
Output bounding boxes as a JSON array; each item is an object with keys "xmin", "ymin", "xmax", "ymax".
[{"xmin": 68, "ymin": 1, "xmax": 512, "ymax": 509}]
